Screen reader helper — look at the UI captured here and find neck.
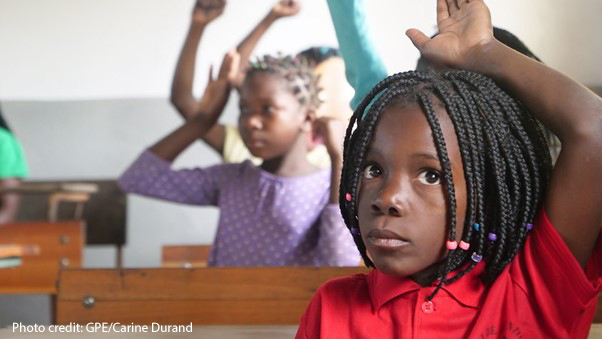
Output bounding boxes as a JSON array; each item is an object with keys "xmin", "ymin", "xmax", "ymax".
[{"xmin": 261, "ymin": 133, "xmax": 317, "ymax": 177}]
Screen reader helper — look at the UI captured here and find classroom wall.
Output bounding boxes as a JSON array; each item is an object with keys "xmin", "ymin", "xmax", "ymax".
[{"xmin": 1, "ymin": 0, "xmax": 601, "ymax": 269}]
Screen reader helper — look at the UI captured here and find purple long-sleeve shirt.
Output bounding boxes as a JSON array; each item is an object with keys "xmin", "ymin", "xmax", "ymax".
[{"xmin": 118, "ymin": 150, "xmax": 360, "ymax": 267}]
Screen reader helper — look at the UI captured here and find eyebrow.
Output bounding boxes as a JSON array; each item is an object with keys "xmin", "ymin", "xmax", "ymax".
[
  {"xmin": 411, "ymin": 152, "xmax": 440, "ymax": 161},
  {"xmin": 365, "ymin": 148, "xmax": 440, "ymax": 162}
]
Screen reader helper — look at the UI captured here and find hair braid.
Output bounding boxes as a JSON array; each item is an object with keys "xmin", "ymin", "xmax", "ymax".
[{"xmin": 339, "ymin": 70, "xmax": 551, "ymax": 299}]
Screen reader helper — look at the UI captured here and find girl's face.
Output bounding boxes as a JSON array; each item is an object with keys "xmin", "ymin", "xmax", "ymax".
[
  {"xmin": 238, "ymin": 73, "xmax": 311, "ymax": 160},
  {"xmin": 357, "ymin": 103, "xmax": 467, "ymax": 279}
]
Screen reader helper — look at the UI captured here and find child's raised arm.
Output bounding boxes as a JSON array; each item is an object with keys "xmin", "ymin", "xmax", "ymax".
[
  {"xmin": 157, "ymin": 50, "xmax": 239, "ymax": 162},
  {"xmin": 326, "ymin": 0, "xmax": 388, "ymax": 110},
  {"xmin": 170, "ymin": 0, "xmax": 299, "ymax": 156},
  {"xmin": 407, "ymin": 0, "xmax": 602, "ymax": 266},
  {"xmin": 234, "ymin": 0, "xmax": 300, "ymax": 86},
  {"xmin": 170, "ymin": 0, "xmax": 228, "ymax": 153}
]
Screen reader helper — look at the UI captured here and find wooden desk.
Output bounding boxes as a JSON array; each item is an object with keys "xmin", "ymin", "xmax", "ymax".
[
  {"xmin": 591, "ymin": 324, "xmax": 602, "ymax": 339},
  {"xmin": 56, "ymin": 267, "xmax": 369, "ymax": 325},
  {"xmin": 0, "ymin": 221, "xmax": 84, "ymax": 294}
]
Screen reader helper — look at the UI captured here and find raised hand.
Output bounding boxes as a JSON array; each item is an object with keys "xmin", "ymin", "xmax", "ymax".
[
  {"xmin": 313, "ymin": 117, "xmax": 346, "ymax": 160},
  {"xmin": 191, "ymin": 0, "xmax": 226, "ymax": 26},
  {"xmin": 406, "ymin": 0, "xmax": 494, "ymax": 70},
  {"xmin": 270, "ymin": 0, "xmax": 301, "ymax": 19},
  {"xmin": 197, "ymin": 49, "xmax": 240, "ymax": 117}
]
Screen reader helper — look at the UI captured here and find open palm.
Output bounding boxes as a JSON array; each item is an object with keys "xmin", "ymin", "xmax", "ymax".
[{"xmin": 407, "ymin": 0, "xmax": 493, "ymax": 69}]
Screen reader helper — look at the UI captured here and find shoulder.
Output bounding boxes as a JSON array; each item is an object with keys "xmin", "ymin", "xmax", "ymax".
[
  {"xmin": 205, "ymin": 160, "xmax": 262, "ymax": 182},
  {"xmin": 509, "ymin": 207, "xmax": 601, "ymax": 313},
  {"xmin": 315, "ymin": 273, "xmax": 370, "ymax": 302}
]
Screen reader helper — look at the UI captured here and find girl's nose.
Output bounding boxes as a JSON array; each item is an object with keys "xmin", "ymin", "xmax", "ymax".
[
  {"xmin": 245, "ymin": 114, "xmax": 263, "ymax": 130},
  {"xmin": 370, "ymin": 180, "xmax": 408, "ymax": 217}
]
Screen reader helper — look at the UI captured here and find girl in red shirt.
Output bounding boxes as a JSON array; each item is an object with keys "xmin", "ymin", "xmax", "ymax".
[{"xmin": 297, "ymin": 0, "xmax": 602, "ymax": 338}]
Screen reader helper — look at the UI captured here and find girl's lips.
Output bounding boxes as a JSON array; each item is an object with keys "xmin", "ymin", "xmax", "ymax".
[{"xmin": 366, "ymin": 228, "xmax": 410, "ymax": 250}]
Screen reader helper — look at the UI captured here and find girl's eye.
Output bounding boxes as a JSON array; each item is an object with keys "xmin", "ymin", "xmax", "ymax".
[
  {"xmin": 262, "ymin": 105, "xmax": 275, "ymax": 114},
  {"xmin": 418, "ymin": 170, "xmax": 441, "ymax": 185},
  {"xmin": 362, "ymin": 163, "xmax": 383, "ymax": 179}
]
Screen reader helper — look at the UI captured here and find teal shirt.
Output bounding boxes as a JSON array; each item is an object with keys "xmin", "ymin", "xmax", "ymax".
[
  {"xmin": 0, "ymin": 127, "xmax": 28, "ymax": 178},
  {"xmin": 326, "ymin": 0, "xmax": 388, "ymax": 111}
]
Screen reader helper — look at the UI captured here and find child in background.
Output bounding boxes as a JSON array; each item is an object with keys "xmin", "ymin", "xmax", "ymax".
[
  {"xmin": 119, "ymin": 51, "xmax": 359, "ymax": 267},
  {"xmin": 171, "ymin": 0, "xmax": 352, "ymax": 167},
  {"xmin": 297, "ymin": 0, "xmax": 601, "ymax": 337},
  {"xmin": 222, "ymin": 47, "xmax": 353, "ymax": 168},
  {"xmin": 0, "ymin": 107, "xmax": 28, "ymax": 226}
]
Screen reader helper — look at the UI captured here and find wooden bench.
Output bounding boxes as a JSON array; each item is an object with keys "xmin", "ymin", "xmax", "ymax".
[
  {"xmin": 15, "ymin": 180, "xmax": 127, "ymax": 267},
  {"xmin": 55, "ymin": 267, "xmax": 369, "ymax": 325},
  {"xmin": 161, "ymin": 245, "xmax": 212, "ymax": 268},
  {"xmin": 0, "ymin": 221, "xmax": 84, "ymax": 294}
]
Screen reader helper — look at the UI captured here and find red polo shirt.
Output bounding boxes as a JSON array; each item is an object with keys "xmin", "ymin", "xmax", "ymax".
[{"xmin": 296, "ymin": 209, "xmax": 602, "ymax": 338}]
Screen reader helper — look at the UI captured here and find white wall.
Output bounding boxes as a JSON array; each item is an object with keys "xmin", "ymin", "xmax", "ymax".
[
  {"xmin": 1, "ymin": 0, "xmax": 601, "ymax": 268},
  {"xmin": 2, "ymin": 0, "xmax": 601, "ymax": 101}
]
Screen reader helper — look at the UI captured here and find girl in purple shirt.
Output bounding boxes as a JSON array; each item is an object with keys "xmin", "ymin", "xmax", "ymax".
[{"xmin": 119, "ymin": 49, "xmax": 359, "ymax": 267}]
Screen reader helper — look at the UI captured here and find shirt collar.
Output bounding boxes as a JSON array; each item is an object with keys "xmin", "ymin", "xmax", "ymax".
[{"xmin": 368, "ymin": 262, "xmax": 487, "ymax": 311}]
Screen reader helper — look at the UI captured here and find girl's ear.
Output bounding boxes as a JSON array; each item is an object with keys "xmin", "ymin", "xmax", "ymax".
[{"xmin": 302, "ymin": 109, "xmax": 316, "ymax": 132}]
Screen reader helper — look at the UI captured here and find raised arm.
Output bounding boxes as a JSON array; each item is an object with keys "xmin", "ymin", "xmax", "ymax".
[
  {"xmin": 407, "ymin": 0, "xmax": 602, "ymax": 266},
  {"xmin": 159, "ymin": 50, "xmax": 239, "ymax": 162},
  {"xmin": 170, "ymin": 0, "xmax": 228, "ymax": 153},
  {"xmin": 326, "ymin": 0, "xmax": 388, "ymax": 110},
  {"xmin": 234, "ymin": 0, "xmax": 300, "ymax": 86}
]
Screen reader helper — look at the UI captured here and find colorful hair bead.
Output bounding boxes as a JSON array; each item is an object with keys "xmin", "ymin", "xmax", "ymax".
[
  {"xmin": 473, "ymin": 223, "xmax": 480, "ymax": 232},
  {"xmin": 446, "ymin": 240, "xmax": 458, "ymax": 250},
  {"xmin": 350, "ymin": 227, "xmax": 360, "ymax": 235},
  {"xmin": 345, "ymin": 193, "xmax": 352, "ymax": 202},
  {"xmin": 526, "ymin": 223, "xmax": 533, "ymax": 231},
  {"xmin": 471, "ymin": 252, "xmax": 483, "ymax": 263},
  {"xmin": 487, "ymin": 233, "xmax": 497, "ymax": 241},
  {"xmin": 459, "ymin": 241, "xmax": 470, "ymax": 250}
]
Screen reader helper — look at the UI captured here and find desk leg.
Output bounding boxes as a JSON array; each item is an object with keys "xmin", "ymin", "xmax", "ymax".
[
  {"xmin": 116, "ymin": 246, "xmax": 123, "ymax": 268},
  {"xmin": 50, "ymin": 294, "xmax": 57, "ymax": 325}
]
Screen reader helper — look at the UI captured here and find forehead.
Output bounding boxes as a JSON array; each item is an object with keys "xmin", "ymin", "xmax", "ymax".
[
  {"xmin": 368, "ymin": 102, "xmax": 458, "ymax": 157},
  {"xmin": 239, "ymin": 72, "xmax": 292, "ymax": 101}
]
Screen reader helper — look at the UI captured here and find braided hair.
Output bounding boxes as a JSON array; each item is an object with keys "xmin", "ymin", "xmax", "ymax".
[
  {"xmin": 416, "ymin": 27, "xmax": 560, "ymax": 161},
  {"xmin": 247, "ymin": 54, "xmax": 321, "ymax": 112},
  {"xmin": 339, "ymin": 70, "xmax": 552, "ymax": 301}
]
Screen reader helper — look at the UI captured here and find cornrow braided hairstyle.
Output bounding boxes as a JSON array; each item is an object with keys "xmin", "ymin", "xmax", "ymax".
[
  {"xmin": 339, "ymin": 70, "xmax": 552, "ymax": 301},
  {"xmin": 416, "ymin": 28, "xmax": 560, "ymax": 161},
  {"xmin": 247, "ymin": 54, "xmax": 322, "ymax": 112}
]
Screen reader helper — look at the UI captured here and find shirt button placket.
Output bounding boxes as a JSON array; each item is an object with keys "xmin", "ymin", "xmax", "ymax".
[{"xmin": 421, "ymin": 300, "xmax": 435, "ymax": 314}]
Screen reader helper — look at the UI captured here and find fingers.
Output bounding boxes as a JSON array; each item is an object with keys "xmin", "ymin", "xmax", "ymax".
[
  {"xmin": 445, "ymin": 0, "xmax": 458, "ymax": 13},
  {"xmin": 405, "ymin": 29, "xmax": 430, "ymax": 53},
  {"xmin": 208, "ymin": 65, "xmax": 214, "ymax": 83},
  {"xmin": 198, "ymin": 0, "xmax": 224, "ymax": 10},
  {"xmin": 436, "ymin": 0, "xmax": 450, "ymax": 23},
  {"xmin": 227, "ymin": 51, "xmax": 241, "ymax": 83},
  {"xmin": 218, "ymin": 49, "xmax": 241, "ymax": 83}
]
